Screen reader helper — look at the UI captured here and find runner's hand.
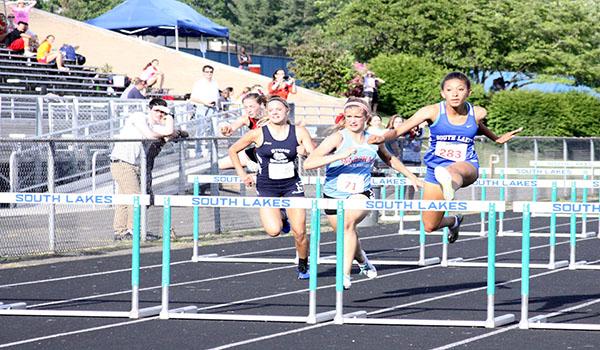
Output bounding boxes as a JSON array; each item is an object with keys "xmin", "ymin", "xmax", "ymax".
[
  {"xmin": 220, "ymin": 124, "xmax": 233, "ymax": 137},
  {"xmin": 367, "ymin": 134, "xmax": 385, "ymax": 145},
  {"xmin": 241, "ymin": 173, "xmax": 255, "ymax": 187},
  {"xmin": 495, "ymin": 127, "xmax": 523, "ymax": 144}
]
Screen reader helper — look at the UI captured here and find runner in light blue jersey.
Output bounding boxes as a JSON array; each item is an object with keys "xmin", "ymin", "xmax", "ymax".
[
  {"xmin": 304, "ymin": 97, "xmax": 422, "ymax": 289},
  {"xmin": 370, "ymin": 72, "xmax": 522, "ymax": 243}
]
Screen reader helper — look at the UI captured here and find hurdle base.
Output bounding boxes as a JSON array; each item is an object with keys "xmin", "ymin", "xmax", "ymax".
[
  {"xmin": 570, "ymin": 261, "xmax": 600, "ymax": 270},
  {"xmin": 130, "ymin": 305, "xmax": 162, "ymax": 319},
  {"xmin": 307, "ymin": 310, "xmax": 338, "ymax": 324},
  {"xmin": 168, "ymin": 312, "xmax": 316, "ymax": 323},
  {"xmin": 447, "ymin": 259, "xmax": 569, "ymax": 270},
  {"xmin": 191, "ymin": 253, "xmax": 218, "ymax": 262},
  {"xmin": 527, "ymin": 322, "xmax": 600, "ymax": 331},
  {"xmin": 0, "ymin": 309, "xmax": 131, "ymax": 318},
  {"xmin": 343, "ymin": 313, "xmax": 515, "ymax": 328},
  {"xmin": 569, "ymin": 260, "xmax": 588, "ymax": 270},
  {"xmin": 419, "ymin": 257, "xmax": 441, "ymax": 266},
  {"xmin": 487, "ymin": 314, "xmax": 516, "ymax": 328},
  {"xmin": 0, "ymin": 302, "xmax": 27, "ymax": 310}
]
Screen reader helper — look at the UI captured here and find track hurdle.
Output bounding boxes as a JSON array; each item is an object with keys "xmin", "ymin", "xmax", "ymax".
[
  {"xmin": 514, "ymin": 200, "xmax": 600, "ymax": 271},
  {"xmin": 519, "ymin": 202, "xmax": 600, "ymax": 331},
  {"xmin": 155, "ymin": 194, "xmax": 337, "ymax": 323},
  {"xmin": 332, "ymin": 198, "xmax": 515, "ymax": 328},
  {"xmin": 188, "ymin": 174, "xmax": 442, "ymax": 267},
  {"xmin": 0, "ymin": 193, "xmax": 168, "ymax": 319}
]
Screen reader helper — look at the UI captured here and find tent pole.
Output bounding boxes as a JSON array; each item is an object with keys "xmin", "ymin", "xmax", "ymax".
[
  {"xmin": 227, "ymin": 39, "xmax": 231, "ymax": 66},
  {"xmin": 175, "ymin": 25, "xmax": 179, "ymax": 51}
]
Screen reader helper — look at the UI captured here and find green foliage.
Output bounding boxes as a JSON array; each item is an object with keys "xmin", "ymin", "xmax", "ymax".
[
  {"xmin": 287, "ymin": 30, "xmax": 355, "ymax": 96},
  {"xmin": 38, "ymin": 0, "xmax": 122, "ymax": 20},
  {"xmin": 367, "ymin": 54, "xmax": 445, "ymax": 116},
  {"xmin": 487, "ymin": 91, "xmax": 600, "ymax": 137},
  {"xmin": 323, "ymin": 0, "xmax": 600, "ymax": 88}
]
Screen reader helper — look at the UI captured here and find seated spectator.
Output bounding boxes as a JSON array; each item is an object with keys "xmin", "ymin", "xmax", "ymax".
[
  {"xmin": 8, "ymin": 0, "xmax": 36, "ymax": 27},
  {"xmin": 267, "ymin": 69, "xmax": 296, "ymax": 100},
  {"xmin": 59, "ymin": 44, "xmax": 85, "ymax": 65},
  {"xmin": 3, "ymin": 21, "xmax": 35, "ymax": 57},
  {"xmin": 36, "ymin": 35, "xmax": 69, "ymax": 71},
  {"xmin": 0, "ymin": 14, "xmax": 16, "ymax": 42},
  {"xmin": 140, "ymin": 59, "xmax": 164, "ymax": 91},
  {"xmin": 120, "ymin": 77, "xmax": 146, "ymax": 99}
]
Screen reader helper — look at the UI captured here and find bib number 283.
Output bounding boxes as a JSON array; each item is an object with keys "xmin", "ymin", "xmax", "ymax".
[{"xmin": 435, "ymin": 142, "xmax": 467, "ymax": 161}]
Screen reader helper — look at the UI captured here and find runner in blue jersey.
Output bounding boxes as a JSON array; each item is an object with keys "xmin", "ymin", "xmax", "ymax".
[
  {"xmin": 304, "ymin": 97, "xmax": 422, "ymax": 289},
  {"xmin": 370, "ymin": 72, "xmax": 522, "ymax": 243},
  {"xmin": 228, "ymin": 96, "xmax": 316, "ymax": 279}
]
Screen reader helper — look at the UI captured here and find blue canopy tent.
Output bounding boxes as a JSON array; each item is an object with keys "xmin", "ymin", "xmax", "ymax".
[{"xmin": 87, "ymin": 0, "xmax": 230, "ymax": 61}]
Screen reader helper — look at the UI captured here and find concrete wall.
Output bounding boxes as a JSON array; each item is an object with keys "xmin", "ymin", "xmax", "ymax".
[{"xmin": 28, "ymin": 9, "xmax": 344, "ymax": 109}]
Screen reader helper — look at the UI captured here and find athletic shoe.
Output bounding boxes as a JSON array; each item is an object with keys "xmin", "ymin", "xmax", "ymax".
[
  {"xmin": 358, "ymin": 250, "xmax": 378, "ymax": 279},
  {"xmin": 297, "ymin": 264, "xmax": 310, "ymax": 280},
  {"xmin": 448, "ymin": 214, "xmax": 463, "ymax": 244},
  {"xmin": 145, "ymin": 232, "xmax": 161, "ymax": 241},
  {"xmin": 434, "ymin": 166, "xmax": 455, "ymax": 201},
  {"xmin": 343, "ymin": 275, "xmax": 352, "ymax": 290},
  {"xmin": 281, "ymin": 209, "xmax": 291, "ymax": 234},
  {"xmin": 114, "ymin": 231, "xmax": 132, "ymax": 241}
]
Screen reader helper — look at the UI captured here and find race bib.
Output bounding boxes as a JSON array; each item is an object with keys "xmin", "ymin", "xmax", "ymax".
[
  {"xmin": 337, "ymin": 174, "xmax": 365, "ymax": 194},
  {"xmin": 434, "ymin": 142, "xmax": 467, "ymax": 161},
  {"xmin": 268, "ymin": 162, "xmax": 295, "ymax": 180}
]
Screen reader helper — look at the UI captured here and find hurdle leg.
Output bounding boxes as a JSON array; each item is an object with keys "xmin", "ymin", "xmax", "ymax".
[
  {"xmin": 519, "ymin": 205, "xmax": 531, "ymax": 329},
  {"xmin": 130, "ymin": 197, "xmax": 141, "ymax": 318},
  {"xmin": 160, "ymin": 197, "xmax": 172, "ymax": 319},
  {"xmin": 418, "ymin": 213, "xmax": 441, "ymax": 266},
  {"xmin": 334, "ymin": 201, "xmax": 345, "ymax": 324},
  {"xmin": 485, "ymin": 204, "xmax": 515, "ymax": 328}
]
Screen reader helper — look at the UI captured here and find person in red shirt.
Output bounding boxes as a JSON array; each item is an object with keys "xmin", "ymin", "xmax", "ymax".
[{"xmin": 267, "ymin": 69, "xmax": 297, "ymax": 100}]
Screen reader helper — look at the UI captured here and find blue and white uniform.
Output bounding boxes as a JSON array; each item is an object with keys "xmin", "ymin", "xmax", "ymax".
[
  {"xmin": 423, "ymin": 102, "xmax": 479, "ymax": 184},
  {"xmin": 255, "ymin": 124, "xmax": 304, "ymax": 197},
  {"xmin": 324, "ymin": 129, "xmax": 378, "ymax": 206}
]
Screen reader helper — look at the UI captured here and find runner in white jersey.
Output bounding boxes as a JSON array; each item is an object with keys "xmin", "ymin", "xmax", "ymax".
[{"xmin": 304, "ymin": 97, "xmax": 422, "ymax": 289}]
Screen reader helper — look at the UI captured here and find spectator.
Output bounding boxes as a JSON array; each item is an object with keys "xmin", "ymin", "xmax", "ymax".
[
  {"xmin": 366, "ymin": 114, "xmax": 386, "ymax": 135},
  {"xmin": 363, "ymin": 71, "xmax": 384, "ymax": 112},
  {"xmin": 140, "ymin": 59, "xmax": 164, "ymax": 91},
  {"xmin": 120, "ymin": 77, "xmax": 146, "ymax": 99},
  {"xmin": 218, "ymin": 87, "xmax": 233, "ymax": 111},
  {"xmin": 385, "ymin": 114, "xmax": 423, "ymax": 200},
  {"xmin": 237, "ymin": 46, "xmax": 252, "ymax": 70},
  {"xmin": 268, "ymin": 69, "xmax": 296, "ymax": 100},
  {"xmin": 8, "ymin": 0, "xmax": 36, "ymax": 27},
  {"xmin": 0, "ymin": 14, "xmax": 16, "ymax": 42},
  {"xmin": 190, "ymin": 64, "xmax": 220, "ymax": 118},
  {"xmin": 3, "ymin": 21, "xmax": 35, "ymax": 57},
  {"xmin": 109, "ymin": 98, "xmax": 174, "ymax": 240},
  {"xmin": 36, "ymin": 35, "xmax": 69, "ymax": 71}
]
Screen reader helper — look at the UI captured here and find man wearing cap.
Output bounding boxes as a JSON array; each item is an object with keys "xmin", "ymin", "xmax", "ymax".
[{"xmin": 110, "ymin": 98, "xmax": 174, "ymax": 240}]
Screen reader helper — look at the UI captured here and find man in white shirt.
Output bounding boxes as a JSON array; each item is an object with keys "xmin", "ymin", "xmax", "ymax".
[
  {"xmin": 190, "ymin": 65, "xmax": 220, "ymax": 118},
  {"xmin": 110, "ymin": 98, "xmax": 174, "ymax": 240}
]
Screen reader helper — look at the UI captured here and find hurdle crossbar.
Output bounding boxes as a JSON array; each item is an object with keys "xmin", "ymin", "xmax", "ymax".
[
  {"xmin": 333, "ymin": 200, "xmax": 514, "ymax": 328},
  {"xmin": 519, "ymin": 204, "xmax": 600, "ymax": 331},
  {"xmin": 0, "ymin": 194, "xmax": 166, "ymax": 319}
]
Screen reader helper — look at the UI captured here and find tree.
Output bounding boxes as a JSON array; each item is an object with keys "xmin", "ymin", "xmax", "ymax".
[
  {"xmin": 287, "ymin": 29, "xmax": 355, "ymax": 96},
  {"xmin": 323, "ymin": 0, "xmax": 600, "ymax": 88}
]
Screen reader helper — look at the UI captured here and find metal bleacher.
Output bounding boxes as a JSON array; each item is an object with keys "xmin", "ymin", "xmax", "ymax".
[{"xmin": 0, "ymin": 47, "xmax": 125, "ymax": 97}]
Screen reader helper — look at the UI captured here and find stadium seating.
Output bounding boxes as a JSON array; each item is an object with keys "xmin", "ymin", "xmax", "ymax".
[{"xmin": 0, "ymin": 47, "xmax": 126, "ymax": 97}]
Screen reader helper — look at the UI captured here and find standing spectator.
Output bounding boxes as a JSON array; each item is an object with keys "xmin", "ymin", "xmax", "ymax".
[
  {"xmin": 36, "ymin": 35, "xmax": 69, "ymax": 71},
  {"xmin": 8, "ymin": 0, "xmax": 36, "ymax": 27},
  {"xmin": 363, "ymin": 71, "xmax": 384, "ymax": 112},
  {"xmin": 120, "ymin": 77, "xmax": 147, "ymax": 99},
  {"xmin": 3, "ymin": 21, "xmax": 34, "ymax": 56},
  {"xmin": 237, "ymin": 47, "xmax": 252, "ymax": 70},
  {"xmin": 140, "ymin": 59, "xmax": 164, "ymax": 91},
  {"xmin": 268, "ymin": 69, "xmax": 296, "ymax": 100},
  {"xmin": 190, "ymin": 65, "xmax": 220, "ymax": 118},
  {"xmin": 110, "ymin": 98, "xmax": 174, "ymax": 240}
]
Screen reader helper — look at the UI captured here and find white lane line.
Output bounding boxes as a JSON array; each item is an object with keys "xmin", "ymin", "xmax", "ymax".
[
  {"xmin": 429, "ymin": 287, "xmax": 600, "ymax": 350},
  {"xmin": 0, "ymin": 318, "xmax": 156, "ymax": 348},
  {"xmin": 23, "ymin": 217, "xmax": 594, "ymax": 309}
]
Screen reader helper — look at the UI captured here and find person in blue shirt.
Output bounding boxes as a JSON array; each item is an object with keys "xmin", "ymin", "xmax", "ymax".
[
  {"xmin": 370, "ymin": 72, "xmax": 522, "ymax": 243},
  {"xmin": 304, "ymin": 97, "xmax": 422, "ymax": 289}
]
